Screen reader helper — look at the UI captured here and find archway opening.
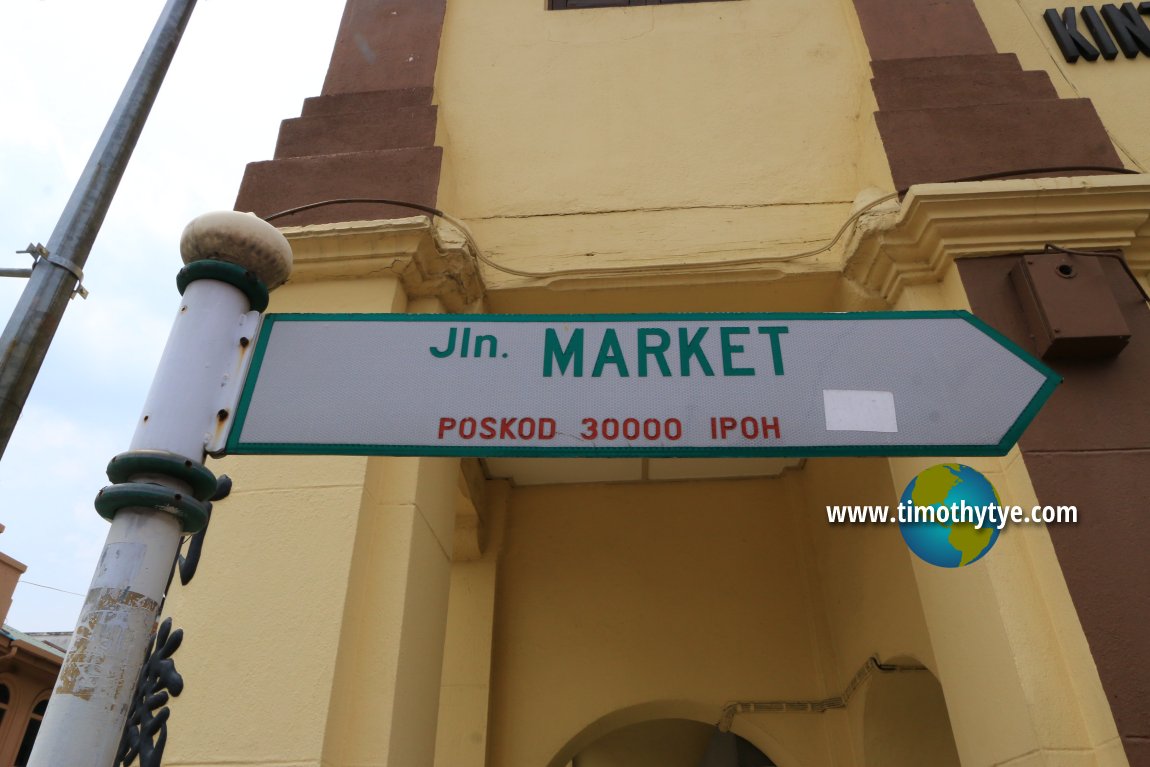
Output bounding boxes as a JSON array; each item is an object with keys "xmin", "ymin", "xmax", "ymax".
[{"xmin": 569, "ymin": 718, "xmax": 775, "ymax": 767}]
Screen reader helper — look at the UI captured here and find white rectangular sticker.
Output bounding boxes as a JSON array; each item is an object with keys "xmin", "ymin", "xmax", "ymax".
[{"xmin": 823, "ymin": 389, "xmax": 898, "ymax": 433}]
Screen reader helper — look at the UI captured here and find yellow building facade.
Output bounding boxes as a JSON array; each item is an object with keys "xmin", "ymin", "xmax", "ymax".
[{"xmin": 161, "ymin": 1, "xmax": 1150, "ymax": 765}]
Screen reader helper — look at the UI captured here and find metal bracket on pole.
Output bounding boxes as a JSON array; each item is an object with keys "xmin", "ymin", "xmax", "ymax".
[
  {"xmin": 206, "ymin": 310, "xmax": 262, "ymax": 457},
  {"xmin": 15, "ymin": 243, "xmax": 89, "ymax": 298}
]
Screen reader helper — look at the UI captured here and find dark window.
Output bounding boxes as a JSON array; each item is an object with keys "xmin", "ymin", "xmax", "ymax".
[
  {"xmin": 0, "ymin": 683, "xmax": 8, "ymax": 729},
  {"xmin": 14, "ymin": 699, "xmax": 48, "ymax": 767},
  {"xmin": 550, "ymin": 0, "xmax": 721, "ymax": 9}
]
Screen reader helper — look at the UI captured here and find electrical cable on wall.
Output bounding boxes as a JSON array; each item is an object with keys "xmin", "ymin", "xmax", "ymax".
[
  {"xmin": 716, "ymin": 656, "xmax": 928, "ymax": 732},
  {"xmin": 261, "ymin": 165, "xmax": 1142, "ymax": 283}
]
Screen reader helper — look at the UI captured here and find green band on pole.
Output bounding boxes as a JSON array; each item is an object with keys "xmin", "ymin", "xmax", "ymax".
[
  {"xmin": 105, "ymin": 450, "xmax": 217, "ymax": 501},
  {"xmin": 94, "ymin": 483, "xmax": 210, "ymax": 533},
  {"xmin": 177, "ymin": 260, "xmax": 269, "ymax": 312}
]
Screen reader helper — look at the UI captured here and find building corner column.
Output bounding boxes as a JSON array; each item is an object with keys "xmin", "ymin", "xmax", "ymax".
[
  {"xmin": 435, "ymin": 477, "xmax": 508, "ymax": 767},
  {"xmin": 319, "ymin": 297, "xmax": 463, "ymax": 767},
  {"xmin": 881, "ymin": 273, "xmax": 1125, "ymax": 766}
]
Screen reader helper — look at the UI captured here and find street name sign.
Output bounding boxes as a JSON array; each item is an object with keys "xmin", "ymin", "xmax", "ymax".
[{"xmin": 222, "ymin": 312, "xmax": 1060, "ymax": 458}]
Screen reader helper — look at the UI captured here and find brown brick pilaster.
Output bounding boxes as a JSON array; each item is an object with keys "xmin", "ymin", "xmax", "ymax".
[
  {"xmin": 853, "ymin": 0, "xmax": 1121, "ymax": 190},
  {"xmin": 957, "ymin": 256, "xmax": 1150, "ymax": 767},
  {"xmin": 235, "ymin": 0, "xmax": 447, "ymax": 227},
  {"xmin": 849, "ymin": 2, "xmax": 1147, "ymax": 762}
]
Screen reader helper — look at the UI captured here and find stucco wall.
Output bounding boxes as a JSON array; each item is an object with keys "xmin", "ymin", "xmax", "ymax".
[
  {"xmin": 155, "ymin": 1, "xmax": 1144, "ymax": 765},
  {"xmin": 485, "ymin": 468, "xmax": 942, "ymax": 767},
  {"xmin": 435, "ymin": 0, "xmax": 891, "ymax": 286}
]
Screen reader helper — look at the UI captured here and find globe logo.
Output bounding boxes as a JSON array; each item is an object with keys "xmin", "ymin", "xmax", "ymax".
[{"xmin": 898, "ymin": 463, "xmax": 1002, "ymax": 567}]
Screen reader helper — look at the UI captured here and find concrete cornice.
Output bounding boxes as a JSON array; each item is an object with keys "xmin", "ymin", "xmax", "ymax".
[
  {"xmin": 846, "ymin": 174, "xmax": 1150, "ymax": 304},
  {"xmin": 278, "ymin": 216, "xmax": 485, "ymax": 312}
]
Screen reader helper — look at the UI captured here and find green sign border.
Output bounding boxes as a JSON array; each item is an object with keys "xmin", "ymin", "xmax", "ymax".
[{"xmin": 223, "ymin": 311, "xmax": 1060, "ymax": 459}]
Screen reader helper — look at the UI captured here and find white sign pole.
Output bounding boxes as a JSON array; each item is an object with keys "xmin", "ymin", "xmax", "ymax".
[{"xmin": 29, "ymin": 212, "xmax": 291, "ymax": 767}]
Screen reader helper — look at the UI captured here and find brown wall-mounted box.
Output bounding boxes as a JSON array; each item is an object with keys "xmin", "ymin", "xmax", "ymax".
[{"xmin": 1009, "ymin": 252, "xmax": 1131, "ymax": 360}]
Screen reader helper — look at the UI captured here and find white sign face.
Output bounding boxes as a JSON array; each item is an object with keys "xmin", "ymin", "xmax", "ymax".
[{"xmin": 224, "ymin": 312, "xmax": 1059, "ymax": 458}]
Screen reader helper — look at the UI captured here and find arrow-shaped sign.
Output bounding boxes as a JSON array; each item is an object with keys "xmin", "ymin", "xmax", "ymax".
[{"xmin": 221, "ymin": 311, "xmax": 1059, "ymax": 458}]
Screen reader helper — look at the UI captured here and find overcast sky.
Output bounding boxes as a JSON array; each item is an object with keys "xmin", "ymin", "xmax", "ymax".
[{"xmin": 0, "ymin": 0, "xmax": 346, "ymax": 631}]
